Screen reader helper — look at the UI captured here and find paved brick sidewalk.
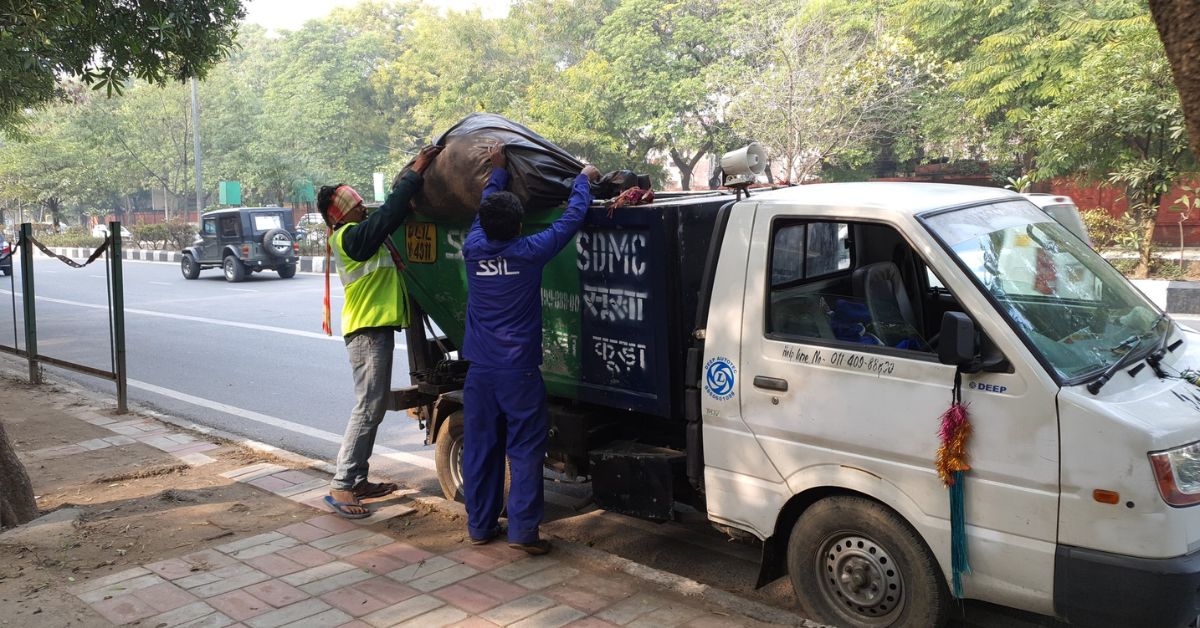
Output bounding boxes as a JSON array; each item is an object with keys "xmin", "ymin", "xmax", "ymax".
[
  {"xmin": 69, "ymin": 507, "xmax": 772, "ymax": 628},
  {"xmin": 1, "ymin": 359, "xmax": 803, "ymax": 628}
]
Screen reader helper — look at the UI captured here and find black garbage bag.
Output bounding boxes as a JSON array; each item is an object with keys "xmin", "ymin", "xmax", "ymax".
[
  {"xmin": 399, "ymin": 113, "xmax": 581, "ymax": 224},
  {"xmin": 402, "ymin": 113, "xmax": 644, "ymax": 224}
]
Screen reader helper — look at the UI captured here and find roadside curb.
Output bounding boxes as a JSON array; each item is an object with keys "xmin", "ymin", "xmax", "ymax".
[
  {"xmin": 37, "ymin": 246, "xmax": 328, "ymax": 274},
  {"xmin": 0, "ymin": 353, "xmax": 815, "ymax": 627}
]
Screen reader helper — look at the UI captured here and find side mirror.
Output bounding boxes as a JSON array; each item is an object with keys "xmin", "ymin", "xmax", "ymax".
[{"xmin": 939, "ymin": 312, "xmax": 977, "ymax": 367}]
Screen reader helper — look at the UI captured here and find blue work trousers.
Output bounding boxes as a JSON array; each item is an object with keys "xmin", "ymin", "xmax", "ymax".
[{"xmin": 462, "ymin": 366, "xmax": 547, "ymax": 544}]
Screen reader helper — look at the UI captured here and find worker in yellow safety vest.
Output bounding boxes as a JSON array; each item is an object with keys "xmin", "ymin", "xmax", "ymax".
[{"xmin": 316, "ymin": 144, "xmax": 441, "ymax": 519}]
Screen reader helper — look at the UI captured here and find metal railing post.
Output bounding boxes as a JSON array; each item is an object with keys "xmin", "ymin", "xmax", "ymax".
[
  {"xmin": 18, "ymin": 223, "xmax": 39, "ymax": 384},
  {"xmin": 109, "ymin": 221, "xmax": 128, "ymax": 413}
]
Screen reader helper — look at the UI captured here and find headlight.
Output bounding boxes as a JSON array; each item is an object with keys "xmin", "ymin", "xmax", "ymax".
[{"xmin": 1149, "ymin": 441, "xmax": 1200, "ymax": 507}]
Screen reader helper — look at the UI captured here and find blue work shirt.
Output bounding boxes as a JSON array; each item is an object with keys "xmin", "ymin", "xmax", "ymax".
[{"xmin": 463, "ymin": 168, "xmax": 592, "ymax": 368}]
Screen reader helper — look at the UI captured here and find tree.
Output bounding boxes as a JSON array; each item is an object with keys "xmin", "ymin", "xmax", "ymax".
[
  {"xmin": 897, "ymin": 0, "xmax": 1146, "ymax": 174},
  {"xmin": 0, "ymin": 420, "xmax": 36, "ymax": 528},
  {"xmin": 0, "ymin": 0, "xmax": 245, "ymax": 133},
  {"xmin": 0, "ymin": 103, "xmax": 103, "ymax": 230},
  {"xmin": 1149, "ymin": 0, "xmax": 1200, "ymax": 160},
  {"xmin": 1032, "ymin": 15, "xmax": 1195, "ymax": 277},
  {"xmin": 85, "ymin": 82, "xmax": 198, "ymax": 214},
  {"xmin": 725, "ymin": 0, "xmax": 920, "ymax": 183},
  {"xmin": 261, "ymin": 2, "xmax": 410, "ymax": 196},
  {"xmin": 590, "ymin": 0, "xmax": 739, "ymax": 189}
]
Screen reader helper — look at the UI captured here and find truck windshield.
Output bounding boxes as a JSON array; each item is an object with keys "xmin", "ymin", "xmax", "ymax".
[{"xmin": 923, "ymin": 200, "xmax": 1162, "ymax": 383}]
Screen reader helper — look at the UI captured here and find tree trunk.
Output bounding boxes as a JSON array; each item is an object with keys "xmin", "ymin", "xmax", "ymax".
[
  {"xmin": 1137, "ymin": 207, "xmax": 1159, "ymax": 279},
  {"xmin": 669, "ymin": 142, "xmax": 713, "ymax": 192},
  {"xmin": 0, "ymin": 420, "xmax": 38, "ymax": 528},
  {"xmin": 1150, "ymin": 0, "xmax": 1200, "ymax": 159}
]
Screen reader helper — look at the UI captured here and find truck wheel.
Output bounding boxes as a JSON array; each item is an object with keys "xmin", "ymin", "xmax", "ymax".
[
  {"xmin": 181, "ymin": 253, "xmax": 200, "ymax": 279},
  {"xmin": 787, "ymin": 496, "xmax": 949, "ymax": 628},
  {"xmin": 434, "ymin": 410, "xmax": 510, "ymax": 508},
  {"xmin": 223, "ymin": 255, "xmax": 246, "ymax": 283}
]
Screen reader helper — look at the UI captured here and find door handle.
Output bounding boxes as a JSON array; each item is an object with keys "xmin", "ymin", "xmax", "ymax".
[{"xmin": 753, "ymin": 376, "xmax": 788, "ymax": 392}]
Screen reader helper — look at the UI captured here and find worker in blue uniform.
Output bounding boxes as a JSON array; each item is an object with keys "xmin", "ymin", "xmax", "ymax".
[{"xmin": 461, "ymin": 143, "xmax": 600, "ymax": 554}]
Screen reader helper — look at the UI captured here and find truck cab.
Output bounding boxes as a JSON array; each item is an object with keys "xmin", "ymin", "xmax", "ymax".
[
  {"xmin": 399, "ymin": 182, "xmax": 1200, "ymax": 627},
  {"xmin": 702, "ymin": 183, "xmax": 1200, "ymax": 627}
]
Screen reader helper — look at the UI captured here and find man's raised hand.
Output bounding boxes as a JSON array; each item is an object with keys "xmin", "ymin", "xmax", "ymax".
[
  {"xmin": 411, "ymin": 145, "xmax": 443, "ymax": 175},
  {"xmin": 488, "ymin": 143, "xmax": 507, "ymax": 170}
]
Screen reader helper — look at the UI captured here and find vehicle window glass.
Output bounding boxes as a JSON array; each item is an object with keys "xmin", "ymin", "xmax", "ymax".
[
  {"xmin": 925, "ymin": 200, "xmax": 1160, "ymax": 381},
  {"xmin": 807, "ymin": 222, "xmax": 850, "ymax": 277},
  {"xmin": 771, "ymin": 224, "xmax": 806, "ymax": 285},
  {"xmin": 926, "ymin": 268, "xmax": 945, "ymax": 289},
  {"xmin": 767, "ymin": 220, "xmax": 933, "ymax": 353},
  {"xmin": 219, "ymin": 216, "xmax": 238, "ymax": 237},
  {"xmin": 253, "ymin": 214, "xmax": 283, "ymax": 232},
  {"xmin": 770, "ymin": 221, "xmax": 851, "ymax": 287},
  {"xmin": 202, "ymin": 220, "xmax": 216, "ymax": 236}
]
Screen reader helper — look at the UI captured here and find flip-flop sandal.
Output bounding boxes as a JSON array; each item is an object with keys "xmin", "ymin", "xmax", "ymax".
[
  {"xmin": 324, "ymin": 495, "xmax": 371, "ymax": 519},
  {"xmin": 353, "ymin": 481, "xmax": 397, "ymax": 499}
]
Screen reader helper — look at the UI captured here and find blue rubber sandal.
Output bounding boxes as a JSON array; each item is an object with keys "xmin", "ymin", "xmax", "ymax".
[{"xmin": 324, "ymin": 495, "xmax": 371, "ymax": 519}]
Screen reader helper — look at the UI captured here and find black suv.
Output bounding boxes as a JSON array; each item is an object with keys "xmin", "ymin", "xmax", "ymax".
[{"xmin": 181, "ymin": 208, "xmax": 299, "ymax": 282}]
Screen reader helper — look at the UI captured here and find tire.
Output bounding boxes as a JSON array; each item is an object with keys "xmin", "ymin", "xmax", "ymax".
[
  {"xmin": 1, "ymin": 267, "xmax": 10, "ymax": 277},
  {"xmin": 181, "ymin": 253, "xmax": 200, "ymax": 280},
  {"xmin": 277, "ymin": 264, "xmax": 297, "ymax": 279},
  {"xmin": 787, "ymin": 496, "xmax": 950, "ymax": 628},
  {"xmin": 262, "ymin": 228, "xmax": 294, "ymax": 259},
  {"xmin": 434, "ymin": 410, "xmax": 510, "ymax": 508},
  {"xmin": 223, "ymin": 255, "xmax": 246, "ymax": 283}
]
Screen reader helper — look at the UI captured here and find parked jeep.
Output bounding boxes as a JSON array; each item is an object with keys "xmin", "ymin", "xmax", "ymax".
[{"xmin": 181, "ymin": 207, "xmax": 299, "ymax": 282}]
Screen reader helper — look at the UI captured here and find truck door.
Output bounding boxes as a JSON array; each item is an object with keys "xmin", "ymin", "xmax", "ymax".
[{"xmin": 739, "ymin": 209, "xmax": 1060, "ymax": 614}]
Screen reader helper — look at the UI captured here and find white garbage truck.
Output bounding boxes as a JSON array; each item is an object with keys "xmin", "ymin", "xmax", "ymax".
[{"xmin": 395, "ymin": 181, "xmax": 1200, "ymax": 627}]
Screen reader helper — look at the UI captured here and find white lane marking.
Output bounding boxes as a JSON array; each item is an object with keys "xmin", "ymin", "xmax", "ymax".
[
  {"xmin": 128, "ymin": 378, "xmax": 436, "ymax": 470},
  {"xmin": 229, "ymin": 288, "xmax": 258, "ymax": 292},
  {"xmin": 149, "ymin": 281, "xmax": 172, "ymax": 286},
  {"xmin": 0, "ymin": 289, "xmax": 396, "ymax": 346},
  {"xmin": 89, "ymin": 274, "xmax": 105, "ymax": 278}
]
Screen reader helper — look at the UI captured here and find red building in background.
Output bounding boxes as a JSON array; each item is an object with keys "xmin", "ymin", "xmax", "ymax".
[{"xmin": 1046, "ymin": 179, "xmax": 1200, "ymax": 246}]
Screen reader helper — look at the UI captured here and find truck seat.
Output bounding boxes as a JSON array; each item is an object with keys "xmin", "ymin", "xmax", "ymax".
[{"xmin": 851, "ymin": 262, "xmax": 923, "ymax": 347}]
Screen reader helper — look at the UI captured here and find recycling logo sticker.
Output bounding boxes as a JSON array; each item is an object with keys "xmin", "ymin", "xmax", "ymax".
[{"xmin": 704, "ymin": 357, "xmax": 737, "ymax": 401}]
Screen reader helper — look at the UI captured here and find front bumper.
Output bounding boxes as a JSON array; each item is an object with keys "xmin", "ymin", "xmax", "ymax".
[{"xmin": 1055, "ymin": 543, "xmax": 1200, "ymax": 627}]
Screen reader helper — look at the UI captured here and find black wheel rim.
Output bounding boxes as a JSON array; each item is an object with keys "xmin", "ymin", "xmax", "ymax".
[{"xmin": 816, "ymin": 532, "xmax": 905, "ymax": 625}]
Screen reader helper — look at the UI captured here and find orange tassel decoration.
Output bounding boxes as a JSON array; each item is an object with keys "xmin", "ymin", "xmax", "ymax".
[{"xmin": 937, "ymin": 369, "xmax": 972, "ymax": 598}]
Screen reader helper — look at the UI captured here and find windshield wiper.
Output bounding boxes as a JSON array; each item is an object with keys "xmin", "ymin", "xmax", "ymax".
[
  {"xmin": 1087, "ymin": 317, "xmax": 1164, "ymax": 395},
  {"xmin": 1145, "ymin": 313, "xmax": 1179, "ymax": 378}
]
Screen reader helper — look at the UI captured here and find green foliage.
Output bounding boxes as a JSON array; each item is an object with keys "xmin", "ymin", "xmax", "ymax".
[
  {"xmin": 130, "ymin": 221, "xmax": 196, "ymax": 250},
  {"xmin": 725, "ymin": 0, "xmax": 922, "ymax": 183},
  {"xmin": 1084, "ymin": 210, "xmax": 1137, "ymax": 252},
  {"xmin": 1109, "ymin": 257, "xmax": 1138, "ymax": 274},
  {"xmin": 1151, "ymin": 257, "xmax": 1186, "ymax": 279},
  {"xmin": 1, "ymin": 0, "xmax": 1194, "ymax": 225},
  {"xmin": 0, "ymin": 0, "xmax": 245, "ymax": 133},
  {"xmin": 1031, "ymin": 14, "xmax": 1194, "ymax": 276},
  {"xmin": 898, "ymin": 0, "xmax": 1149, "ymax": 173},
  {"xmin": 36, "ymin": 231, "xmax": 105, "ymax": 249}
]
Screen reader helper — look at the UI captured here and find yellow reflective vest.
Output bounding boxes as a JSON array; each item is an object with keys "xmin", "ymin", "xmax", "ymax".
[{"xmin": 330, "ymin": 226, "xmax": 408, "ymax": 336}]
